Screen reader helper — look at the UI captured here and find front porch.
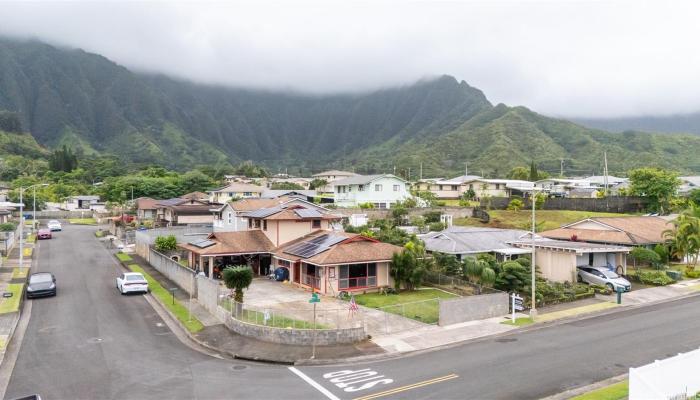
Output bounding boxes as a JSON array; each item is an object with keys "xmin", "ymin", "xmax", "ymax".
[
  {"xmin": 273, "ymin": 257, "xmax": 391, "ymax": 295},
  {"xmin": 188, "ymin": 251, "xmax": 272, "ymax": 280}
]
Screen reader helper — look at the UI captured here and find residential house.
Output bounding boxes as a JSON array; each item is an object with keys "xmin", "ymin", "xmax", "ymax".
[
  {"xmin": 180, "ymin": 203, "xmax": 401, "ymax": 293},
  {"xmin": 333, "ymin": 174, "xmax": 410, "ymax": 209},
  {"xmin": 510, "ymin": 239, "xmax": 631, "ymax": 283},
  {"xmin": 421, "ymin": 226, "xmax": 534, "ymax": 261},
  {"xmin": 211, "ymin": 197, "xmax": 331, "ymax": 233},
  {"xmin": 135, "ymin": 197, "xmax": 159, "ymax": 220},
  {"xmin": 268, "ymin": 177, "xmax": 312, "ymax": 190},
  {"xmin": 414, "ymin": 175, "xmax": 533, "ymax": 199},
  {"xmin": 209, "ymin": 183, "xmax": 265, "ymax": 203},
  {"xmin": 274, "ymin": 232, "xmax": 400, "ymax": 295},
  {"xmin": 312, "ymin": 170, "xmax": 358, "ymax": 193},
  {"xmin": 538, "ymin": 216, "xmax": 673, "ymax": 249},
  {"xmin": 155, "ymin": 198, "xmax": 220, "ymax": 226},
  {"xmin": 0, "ymin": 183, "xmax": 9, "ymax": 202},
  {"xmin": 679, "ymin": 176, "xmax": 700, "ymax": 196},
  {"xmin": 0, "ymin": 208, "xmax": 10, "ymax": 224},
  {"xmin": 534, "ymin": 178, "xmax": 594, "ymax": 197},
  {"xmin": 181, "ymin": 191, "xmax": 210, "ymax": 201},
  {"xmin": 63, "ymin": 195, "xmax": 105, "ymax": 211}
]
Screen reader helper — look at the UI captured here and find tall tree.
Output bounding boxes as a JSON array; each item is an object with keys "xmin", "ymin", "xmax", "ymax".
[{"xmin": 628, "ymin": 168, "xmax": 681, "ymax": 213}]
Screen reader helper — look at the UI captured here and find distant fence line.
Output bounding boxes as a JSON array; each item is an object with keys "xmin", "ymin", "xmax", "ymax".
[{"xmin": 483, "ymin": 196, "xmax": 649, "ymax": 213}]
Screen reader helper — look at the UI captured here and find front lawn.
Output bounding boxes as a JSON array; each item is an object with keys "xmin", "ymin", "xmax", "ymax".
[
  {"xmin": 353, "ymin": 288, "xmax": 458, "ymax": 324},
  {"xmin": 571, "ymin": 380, "xmax": 628, "ymax": 400},
  {"xmin": 68, "ymin": 218, "xmax": 97, "ymax": 225},
  {"xmin": 455, "ymin": 210, "xmax": 635, "ymax": 232},
  {"xmin": 128, "ymin": 264, "xmax": 204, "ymax": 333},
  {"xmin": 115, "ymin": 253, "xmax": 133, "ymax": 262},
  {"xmin": 0, "ymin": 284, "xmax": 24, "ymax": 314}
]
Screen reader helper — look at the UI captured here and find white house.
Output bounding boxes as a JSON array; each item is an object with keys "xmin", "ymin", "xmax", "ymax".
[
  {"xmin": 534, "ymin": 178, "xmax": 594, "ymax": 197},
  {"xmin": 333, "ymin": 174, "xmax": 410, "ymax": 209},
  {"xmin": 63, "ymin": 195, "xmax": 105, "ymax": 211},
  {"xmin": 679, "ymin": 176, "xmax": 700, "ymax": 196},
  {"xmin": 209, "ymin": 182, "xmax": 265, "ymax": 203}
]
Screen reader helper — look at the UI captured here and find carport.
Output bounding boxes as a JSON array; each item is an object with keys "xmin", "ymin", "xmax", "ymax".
[{"xmin": 510, "ymin": 240, "xmax": 631, "ymax": 283}]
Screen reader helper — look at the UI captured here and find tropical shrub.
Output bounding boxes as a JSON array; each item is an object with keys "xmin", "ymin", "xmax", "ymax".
[
  {"xmin": 494, "ymin": 260, "xmax": 530, "ymax": 293},
  {"xmin": 0, "ymin": 222, "xmax": 17, "ymax": 232},
  {"xmin": 222, "ymin": 266, "xmax": 254, "ymax": 303},
  {"xmin": 630, "ymin": 247, "xmax": 662, "ymax": 271},
  {"xmin": 507, "ymin": 198, "xmax": 524, "ymax": 211},
  {"xmin": 638, "ymin": 270, "xmax": 675, "ymax": 286},
  {"xmin": 428, "ymin": 222, "xmax": 445, "ymax": 232},
  {"xmin": 154, "ymin": 235, "xmax": 178, "ymax": 252}
]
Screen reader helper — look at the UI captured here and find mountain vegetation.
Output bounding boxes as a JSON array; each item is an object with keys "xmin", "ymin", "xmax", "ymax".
[{"xmin": 2, "ymin": 37, "xmax": 700, "ymax": 177}]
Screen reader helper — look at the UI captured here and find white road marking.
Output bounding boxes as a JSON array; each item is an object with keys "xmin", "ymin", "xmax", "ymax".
[{"xmin": 289, "ymin": 367, "xmax": 341, "ymax": 400}]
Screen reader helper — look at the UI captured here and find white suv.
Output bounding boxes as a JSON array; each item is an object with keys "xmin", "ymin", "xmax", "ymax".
[{"xmin": 47, "ymin": 220, "xmax": 62, "ymax": 231}]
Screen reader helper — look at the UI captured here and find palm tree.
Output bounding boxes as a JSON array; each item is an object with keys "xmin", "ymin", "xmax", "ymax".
[{"xmin": 222, "ymin": 265, "xmax": 253, "ymax": 303}]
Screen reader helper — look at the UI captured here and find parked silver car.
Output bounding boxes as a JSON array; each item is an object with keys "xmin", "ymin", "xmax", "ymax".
[{"xmin": 577, "ymin": 266, "xmax": 631, "ymax": 292}]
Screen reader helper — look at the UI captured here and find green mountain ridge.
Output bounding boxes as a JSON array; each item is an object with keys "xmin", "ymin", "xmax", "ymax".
[{"xmin": 1, "ymin": 37, "xmax": 700, "ymax": 176}]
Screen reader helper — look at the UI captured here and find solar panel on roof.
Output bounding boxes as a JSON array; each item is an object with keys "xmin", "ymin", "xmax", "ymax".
[
  {"xmin": 295, "ymin": 209, "xmax": 323, "ymax": 218},
  {"xmin": 285, "ymin": 234, "xmax": 347, "ymax": 258},
  {"xmin": 188, "ymin": 238, "xmax": 215, "ymax": 248},
  {"xmin": 243, "ymin": 206, "xmax": 282, "ymax": 218}
]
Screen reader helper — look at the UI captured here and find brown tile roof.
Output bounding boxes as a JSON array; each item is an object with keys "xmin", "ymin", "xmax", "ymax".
[
  {"xmin": 178, "ymin": 230, "xmax": 275, "ymax": 255},
  {"xmin": 540, "ymin": 216, "xmax": 672, "ymax": 245},
  {"xmin": 263, "ymin": 208, "xmax": 341, "ymax": 221},
  {"xmin": 275, "ymin": 231, "xmax": 403, "ymax": 265},
  {"xmin": 181, "ymin": 191, "xmax": 210, "ymax": 200},
  {"xmin": 135, "ymin": 197, "xmax": 159, "ymax": 210},
  {"xmin": 230, "ymin": 197, "xmax": 290, "ymax": 211}
]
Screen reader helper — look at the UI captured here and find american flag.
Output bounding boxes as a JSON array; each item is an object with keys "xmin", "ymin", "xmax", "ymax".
[{"xmin": 348, "ymin": 294, "xmax": 358, "ymax": 317}]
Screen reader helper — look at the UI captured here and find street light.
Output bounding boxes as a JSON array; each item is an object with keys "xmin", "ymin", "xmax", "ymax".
[
  {"xmin": 529, "ymin": 187, "xmax": 541, "ymax": 320},
  {"xmin": 19, "ymin": 183, "xmax": 49, "ymax": 270}
]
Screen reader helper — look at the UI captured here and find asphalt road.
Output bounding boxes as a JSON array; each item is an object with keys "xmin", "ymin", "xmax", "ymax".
[{"xmin": 4, "ymin": 223, "xmax": 700, "ymax": 400}]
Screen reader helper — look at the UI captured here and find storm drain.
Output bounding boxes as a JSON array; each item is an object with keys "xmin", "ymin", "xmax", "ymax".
[
  {"xmin": 231, "ymin": 365, "xmax": 248, "ymax": 371},
  {"xmin": 495, "ymin": 338, "xmax": 517, "ymax": 343}
]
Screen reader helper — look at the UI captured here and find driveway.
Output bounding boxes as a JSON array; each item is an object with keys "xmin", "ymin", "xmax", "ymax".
[{"xmin": 243, "ymin": 279, "xmax": 424, "ymax": 335}]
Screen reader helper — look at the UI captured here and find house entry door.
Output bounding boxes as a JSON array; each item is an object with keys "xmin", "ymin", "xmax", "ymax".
[{"xmin": 293, "ymin": 262, "xmax": 301, "ymax": 284}]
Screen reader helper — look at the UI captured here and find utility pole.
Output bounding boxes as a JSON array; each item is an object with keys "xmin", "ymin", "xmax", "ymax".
[
  {"xmin": 465, "ymin": 162, "xmax": 468, "ymax": 176},
  {"xmin": 393, "ymin": 165, "xmax": 396, "ymax": 175},
  {"xmin": 560, "ymin": 158, "xmax": 564, "ymax": 177},
  {"xmin": 407, "ymin": 167, "xmax": 411, "ymax": 181},
  {"xmin": 603, "ymin": 151, "xmax": 609, "ymax": 194},
  {"xmin": 420, "ymin": 163, "xmax": 423, "ymax": 180},
  {"xmin": 530, "ymin": 188, "xmax": 537, "ymax": 320}
]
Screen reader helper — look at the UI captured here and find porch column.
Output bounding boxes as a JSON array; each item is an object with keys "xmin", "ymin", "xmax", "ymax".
[
  {"xmin": 208, "ymin": 257, "xmax": 214, "ymax": 278},
  {"xmin": 623, "ymin": 253, "xmax": 627, "ymax": 274}
]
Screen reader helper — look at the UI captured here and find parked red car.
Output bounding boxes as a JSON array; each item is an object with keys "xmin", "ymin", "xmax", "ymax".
[{"xmin": 37, "ymin": 229, "xmax": 52, "ymax": 240}]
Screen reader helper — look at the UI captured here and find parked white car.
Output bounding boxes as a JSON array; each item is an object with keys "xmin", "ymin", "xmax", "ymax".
[
  {"xmin": 577, "ymin": 266, "xmax": 631, "ymax": 292},
  {"xmin": 116, "ymin": 272, "xmax": 149, "ymax": 295},
  {"xmin": 47, "ymin": 220, "xmax": 62, "ymax": 231}
]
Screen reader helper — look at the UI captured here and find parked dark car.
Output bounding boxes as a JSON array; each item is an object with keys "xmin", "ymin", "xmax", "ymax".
[
  {"xmin": 36, "ymin": 229, "xmax": 52, "ymax": 240},
  {"xmin": 26, "ymin": 272, "xmax": 57, "ymax": 299}
]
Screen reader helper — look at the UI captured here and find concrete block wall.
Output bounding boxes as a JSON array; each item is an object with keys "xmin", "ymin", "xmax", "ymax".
[
  {"xmin": 438, "ymin": 292, "xmax": 509, "ymax": 326},
  {"xmin": 149, "ymin": 249, "xmax": 197, "ymax": 296},
  {"xmin": 197, "ymin": 277, "xmax": 223, "ymax": 319},
  {"xmin": 221, "ymin": 310, "xmax": 367, "ymax": 345}
]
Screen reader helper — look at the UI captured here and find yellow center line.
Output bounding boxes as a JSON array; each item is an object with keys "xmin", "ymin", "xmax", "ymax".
[{"xmin": 353, "ymin": 374, "xmax": 459, "ymax": 400}]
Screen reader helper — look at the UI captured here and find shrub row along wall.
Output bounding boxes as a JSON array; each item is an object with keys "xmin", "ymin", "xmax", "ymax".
[
  {"xmin": 438, "ymin": 292, "xmax": 509, "ymax": 326},
  {"xmin": 148, "ymin": 248, "xmax": 197, "ymax": 296},
  {"xmin": 221, "ymin": 307, "xmax": 367, "ymax": 345},
  {"xmin": 483, "ymin": 196, "xmax": 649, "ymax": 213}
]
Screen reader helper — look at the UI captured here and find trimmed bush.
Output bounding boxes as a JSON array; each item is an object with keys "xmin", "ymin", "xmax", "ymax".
[
  {"xmin": 638, "ymin": 270, "xmax": 675, "ymax": 286},
  {"xmin": 154, "ymin": 235, "xmax": 177, "ymax": 252},
  {"xmin": 685, "ymin": 267, "xmax": 700, "ymax": 279}
]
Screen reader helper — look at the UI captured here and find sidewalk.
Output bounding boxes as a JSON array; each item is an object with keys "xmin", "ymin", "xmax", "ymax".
[{"xmin": 0, "ymin": 239, "xmax": 32, "ymax": 367}]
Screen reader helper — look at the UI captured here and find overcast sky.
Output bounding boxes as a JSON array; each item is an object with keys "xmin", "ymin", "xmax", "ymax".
[{"xmin": 1, "ymin": 1, "xmax": 698, "ymax": 118}]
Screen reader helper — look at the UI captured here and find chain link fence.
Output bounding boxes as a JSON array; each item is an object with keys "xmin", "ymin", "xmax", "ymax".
[
  {"xmin": 218, "ymin": 296, "xmax": 363, "ymax": 330},
  {"xmin": 424, "ymin": 271, "xmax": 503, "ymax": 296}
]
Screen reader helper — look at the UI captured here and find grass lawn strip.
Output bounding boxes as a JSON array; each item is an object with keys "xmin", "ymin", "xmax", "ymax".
[
  {"xmin": 22, "ymin": 248, "xmax": 32, "ymax": 257},
  {"xmin": 0, "ymin": 335, "xmax": 7, "ymax": 351},
  {"xmin": 25, "ymin": 234, "xmax": 35, "ymax": 243},
  {"xmin": 127, "ymin": 264, "xmax": 204, "ymax": 333},
  {"xmin": 115, "ymin": 253, "xmax": 133, "ymax": 262},
  {"xmin": 353, "ymin": 288, "xmax": 458, "ymax": 324},
  {"xmin": 68, "ymin": 218, "xmax": 97, "ymax": 225},
  {"xmin": 0, "ymin": 284, "xmax": 24, "ymax": 313},
  {"xmin": 571, "ymin": 380, "xmax": 628, "ymax": 400},
  {"xmin": 537, "ymin": 302, "xmax": 618, "ymax": 323},
  {"xmin": 501, "ymin": 317, "xmax": 535, "ymax": 326},
  {"xmin": 11, "ymin": 268, "xmax": 28, "ymax": 279}
]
